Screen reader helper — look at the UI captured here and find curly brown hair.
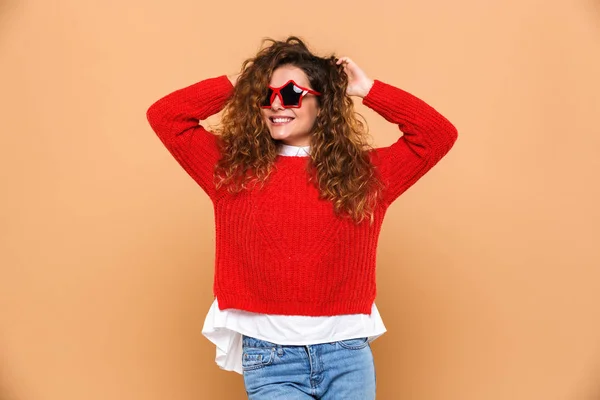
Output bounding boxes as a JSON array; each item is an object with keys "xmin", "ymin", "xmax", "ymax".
[{"xmin": 213, "ymin": 36, "xmax": 383, "ymax": 223}]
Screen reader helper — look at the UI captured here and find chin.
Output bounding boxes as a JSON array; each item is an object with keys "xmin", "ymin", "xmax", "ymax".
[
  {"xmin": 267, "ymin": 128, "xmax": 310, "ymax": 146},
  {"xmin": 269, "ymin": 130, "xmax": 291, "ymax": 142}
]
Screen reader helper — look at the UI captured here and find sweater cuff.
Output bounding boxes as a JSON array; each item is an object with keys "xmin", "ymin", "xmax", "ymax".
[
  {"xmin": 216, "ymin": 74, "xmax": 234, "ymax": 90},
  {"xmin": 362, "ymin": 80, "xmax": 406, "ymax": 114},
  {"xmin": 164, "ymin": 75, "xmax": 234, "ymax": 120},
  {"xmin": 197, "ymin": 75, "xmax": 235, "ymax": 115}
]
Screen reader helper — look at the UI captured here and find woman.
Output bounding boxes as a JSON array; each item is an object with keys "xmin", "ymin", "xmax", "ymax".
[{"xmin": 146, "ymin": 36, "xmax": 457, "ymax": 399}]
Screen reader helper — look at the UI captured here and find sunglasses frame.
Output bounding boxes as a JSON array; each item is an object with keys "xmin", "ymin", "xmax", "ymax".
[{"xmin": 261, "ymin": 80, "xmax": 322, "ymax": 109}]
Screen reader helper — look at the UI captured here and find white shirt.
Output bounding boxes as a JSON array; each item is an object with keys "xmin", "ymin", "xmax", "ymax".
[{"xmin": 201, "ymin": 144, "xmax": 387, "ymax": 374}]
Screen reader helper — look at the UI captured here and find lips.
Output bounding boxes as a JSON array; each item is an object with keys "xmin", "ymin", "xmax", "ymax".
[{"xmin": 269, "ymin": 116, "xmax": 295, "ymax": 125}]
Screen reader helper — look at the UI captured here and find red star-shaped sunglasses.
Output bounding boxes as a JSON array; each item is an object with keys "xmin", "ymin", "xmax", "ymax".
[{"xmin": 261, "ymin": 80, "xmax": 322, "ymax": 109}]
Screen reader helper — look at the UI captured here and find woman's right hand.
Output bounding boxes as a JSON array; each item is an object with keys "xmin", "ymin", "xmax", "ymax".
[{"xmin": 227, "ymin": 73, "xmax": 240, "ymax": 87}]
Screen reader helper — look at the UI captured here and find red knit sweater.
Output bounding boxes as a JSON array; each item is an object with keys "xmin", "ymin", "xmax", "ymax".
[{"xmin": 146, "ymin": 75, "xmax": 457, "ymax": 316}]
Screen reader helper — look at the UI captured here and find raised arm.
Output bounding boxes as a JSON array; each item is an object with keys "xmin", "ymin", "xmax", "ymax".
[
  {"xmin": 337, "ymin": 57, "xmax": 458, "ymax": 206},
  {"xmin": 146, "ymin": 75, "xmax": 235, "ymax": 198},
  {"xmin": 363, "ymin": 81, "xmax": 458, "ymax": 205}
]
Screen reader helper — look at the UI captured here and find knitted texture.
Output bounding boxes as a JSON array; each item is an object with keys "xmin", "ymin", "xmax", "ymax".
[{"xmin": 147, "ymin": 75, "xmax": 457, "ymax": 316}]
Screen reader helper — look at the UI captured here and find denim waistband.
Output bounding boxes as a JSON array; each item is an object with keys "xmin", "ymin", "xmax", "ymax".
[{"xmin": 242, "ymin": 334, "xmax": 285, "ymax": 349}]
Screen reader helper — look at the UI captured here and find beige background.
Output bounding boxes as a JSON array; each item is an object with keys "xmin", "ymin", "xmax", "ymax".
[{"xmin": 1, "ymin": 0, "xmax": 599, "ymax": 399}]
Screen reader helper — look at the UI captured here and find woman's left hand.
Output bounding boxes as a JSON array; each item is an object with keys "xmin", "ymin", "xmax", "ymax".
[{"xmin": 336, "ymin": 57, "xmax": 374, "ymax": 98}]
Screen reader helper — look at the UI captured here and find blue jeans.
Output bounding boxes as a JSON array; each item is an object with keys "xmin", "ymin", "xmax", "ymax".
[{"xmin": 241, "ymin": 334, "xmax": 376, "ymax": 399}]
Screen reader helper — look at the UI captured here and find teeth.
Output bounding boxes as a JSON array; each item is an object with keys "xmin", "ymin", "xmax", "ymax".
[{"xmin": 272, "ymin": 117, "xmax": 293, "ymax": 123}]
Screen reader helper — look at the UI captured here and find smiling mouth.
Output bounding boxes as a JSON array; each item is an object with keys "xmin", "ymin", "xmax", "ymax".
[{"xmin": 269, "ymin": 116, "xmax": 295, "ymax": 125}]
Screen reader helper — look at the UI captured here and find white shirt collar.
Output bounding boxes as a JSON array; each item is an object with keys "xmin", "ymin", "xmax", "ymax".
[{"xmin": 278, "ymin": 144, "xmax": 311, "ymax": 157}]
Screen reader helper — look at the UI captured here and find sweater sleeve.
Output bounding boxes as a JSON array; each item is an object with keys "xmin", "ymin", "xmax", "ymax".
[
  {"xmin": 363, "ymin": 80, "xmax": 458, "ymax": 205},
  {"xmin": 146, "ymin": 75, "xmax": 234, "ymax": 198}
]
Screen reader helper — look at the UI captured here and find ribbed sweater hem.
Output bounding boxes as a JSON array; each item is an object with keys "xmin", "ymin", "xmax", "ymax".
[{"xmin": 215, "ymin": 292, "xmax": 376, "ymax": 317}]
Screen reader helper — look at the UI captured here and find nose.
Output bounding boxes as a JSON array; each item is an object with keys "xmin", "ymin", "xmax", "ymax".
[{"xmin": 270, "ymin": 94, "xmax": 284, "ymax": 110}]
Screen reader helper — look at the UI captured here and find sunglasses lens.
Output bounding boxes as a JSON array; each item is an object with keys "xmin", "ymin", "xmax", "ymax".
[
  {"xmin": 278, "ymin": 82, "xmax": 303, "ymax": 107},
  {"xmin": 261, "ymin": 88, "xmax": 274, "ymax": 107}
]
